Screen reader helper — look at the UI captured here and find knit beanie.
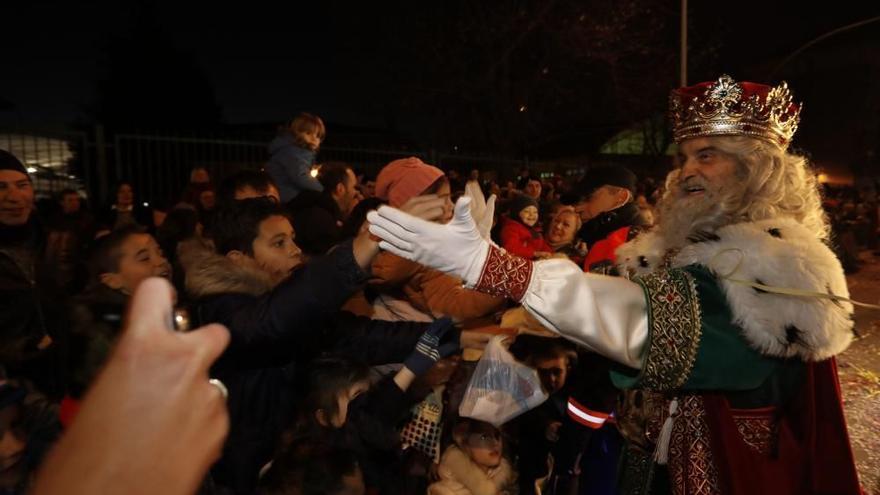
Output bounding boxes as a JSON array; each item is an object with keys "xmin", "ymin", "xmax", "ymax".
[
  {"xmin": 507, "ymin": 194, "xmax": 539, "ymax": 220},
  {"xmin": 375, "ymin": 157, "xmax": 445, "ymax": 208},
  {"xmin": 0, "ymin": 150, "xmax": 29, "ymax": 178}
]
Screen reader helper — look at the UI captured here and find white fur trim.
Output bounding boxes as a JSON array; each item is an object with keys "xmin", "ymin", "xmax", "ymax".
[
  {"xmin": 617, "ymin": 218, "xmax": 854, "ymax": 361},
  {"xmin": 430, "ymin": 446, "xmax": 515, "ymax": 495},
  {"xmin": 616, "ymin": 230, "xmax": 667, "ymax": 277}
]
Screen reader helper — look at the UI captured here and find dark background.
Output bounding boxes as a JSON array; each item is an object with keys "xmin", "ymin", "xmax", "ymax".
[{"xmin": 2, "ymin": 1, "xmax": 879, "ymax": 171}]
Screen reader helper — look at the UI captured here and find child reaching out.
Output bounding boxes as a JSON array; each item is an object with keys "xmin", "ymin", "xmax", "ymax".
[{"xmin": 268, "ymin": 318, "xmax": 460, "ymax": 494}]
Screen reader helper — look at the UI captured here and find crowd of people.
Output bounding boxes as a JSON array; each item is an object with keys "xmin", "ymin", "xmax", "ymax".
[{"xmin": 1, "ymin": 76, "xmax": 877, "ymax": 495}]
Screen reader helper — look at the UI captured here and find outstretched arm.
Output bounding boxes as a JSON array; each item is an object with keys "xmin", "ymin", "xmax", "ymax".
[{"xmin": 367, "ymin": 198, "xmax": 649, "ymax": 368}]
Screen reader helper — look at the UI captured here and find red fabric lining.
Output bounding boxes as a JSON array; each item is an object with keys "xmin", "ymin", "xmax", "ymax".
[{"xmin": 702, "ymin": 358, "xmax": 862, "ymax": 494}]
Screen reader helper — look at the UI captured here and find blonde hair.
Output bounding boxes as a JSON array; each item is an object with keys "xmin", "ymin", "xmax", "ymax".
[
  {"xmin": 552, "ymin": 208, "xmax": 583, "ymax": 232},
  {"xmin": 660, "ymin": 136, "xmax": 828, "ymax": 241}
]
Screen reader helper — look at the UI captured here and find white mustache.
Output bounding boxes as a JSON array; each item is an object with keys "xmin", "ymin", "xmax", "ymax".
[{"xmin": 679, "ymin": 176, "xmax": 709, "ymax": 193}]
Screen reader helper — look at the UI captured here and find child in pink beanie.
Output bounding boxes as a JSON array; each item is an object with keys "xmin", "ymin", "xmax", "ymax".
[
  {"xmin": 375, "ymin": 157, "xmax": 448, "ymax": 210},
  {"xmin": 346, "ymin": 157, "xmax": 505, "ymax": 323}
]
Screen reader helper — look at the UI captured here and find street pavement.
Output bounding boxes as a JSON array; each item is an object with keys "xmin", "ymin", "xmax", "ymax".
[{"xmin": 840, "ymin": 251, "xmax": 880, "ymax": 494}]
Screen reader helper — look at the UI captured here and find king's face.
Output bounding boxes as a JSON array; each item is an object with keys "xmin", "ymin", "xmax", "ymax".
[{"xmin": 674, "ymin": 137, "xmax": 739, "ymax": 199}]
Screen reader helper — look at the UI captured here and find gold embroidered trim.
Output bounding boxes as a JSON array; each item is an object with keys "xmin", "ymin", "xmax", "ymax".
[
  {"xmin": 733, "ymin": 412, "xmax": 776, "ymax": 455},
  {"xmin": 635, "ymin": 269, "xmax": 702, "ymax": 391},
  {"xmin": 667, "ymin": 395, "xmax": 722, "ymax": 495}
]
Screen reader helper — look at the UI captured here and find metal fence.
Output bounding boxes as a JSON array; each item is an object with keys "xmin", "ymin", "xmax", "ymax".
[
  {"xmin": 113, "ymin": 133, "xmax": 267, "ymax": 207},
  {"xmin": 0, "ymin": 129, "xmax": 91, "ymax": 199},
  {"xmin": 0, "ymin": 125, "xmax": 668, "ymax": 207}
]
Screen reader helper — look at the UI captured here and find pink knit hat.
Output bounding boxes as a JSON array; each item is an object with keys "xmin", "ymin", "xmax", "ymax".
[{"xmin": 375, "ymin": 157, "xmax": 446, "ymax": 208}]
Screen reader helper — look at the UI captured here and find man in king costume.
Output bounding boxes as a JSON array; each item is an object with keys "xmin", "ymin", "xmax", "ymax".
[{"xmin": 367, "ymin": 75, "xmax": 862, "ymax": 494}]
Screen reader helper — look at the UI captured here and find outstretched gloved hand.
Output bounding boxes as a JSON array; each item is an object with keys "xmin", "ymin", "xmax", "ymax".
[
  {"xmin": 463, "ymin": 180, "xmax": 496, "ymax": 241},
  {"xmin": 368, "ymin": 197, "xmax": 490, "ymax": 287}
]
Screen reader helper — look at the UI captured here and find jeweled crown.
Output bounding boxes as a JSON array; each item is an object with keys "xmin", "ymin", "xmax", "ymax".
[{"xmin": 669, "ymin": 75, "xmax": 801, "ymax": 149}]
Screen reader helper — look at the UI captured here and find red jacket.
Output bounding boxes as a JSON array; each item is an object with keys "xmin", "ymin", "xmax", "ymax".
[
  {"xmin": 499, "ymin": 217, "xmax": 551, "ymax": 260},
  {"xmin": 582, "ymin": 226, "xmax": 633, "ymax": 273}
]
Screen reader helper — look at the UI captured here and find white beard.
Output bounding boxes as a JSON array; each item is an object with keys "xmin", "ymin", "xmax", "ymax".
[{"xmin": 654, "ymin": 174, "xmax": 746, "ymax": 250}]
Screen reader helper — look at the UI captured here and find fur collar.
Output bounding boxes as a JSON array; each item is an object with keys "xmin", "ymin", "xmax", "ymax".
[
  {"xmin": 616, "ymin": 218, "xmax": 854, "ymax": 361},
  {"xmin": 178, "ymin": 239, "xmax": 274, "ymax": 299},
  {"xmin": 429, "ymin": 445, "xmax": 515, "ymax": 495}
]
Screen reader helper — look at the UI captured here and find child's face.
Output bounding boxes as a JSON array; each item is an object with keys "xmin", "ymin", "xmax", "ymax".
[
  {"xmin": 102, "ymin": 234, "xmax": 171, "ymax": 295},
  {"xmin": 327, "ymin": 379, "xmax": 371, "ymax": 428},
  {"xmin": 250, "ymin": 215, "xmax": 303, "ymax": 285},
  {"xmin": 430, "ymin": 182, "xmax": 454, "ymax": 224},
  {"xmin": 300, "ymin": 129, "xmax": 323, "ymax": 151},
  {"xmin": 465, "ymin": 430, "xmax": 503, "ymax": 469},
  {"xmin": 518, "ymin": 205, "xmax": 539, "ymax": 227},
  {"xmin": 534, "ymin": 355, "xmax": 569, "ymax": 394}
]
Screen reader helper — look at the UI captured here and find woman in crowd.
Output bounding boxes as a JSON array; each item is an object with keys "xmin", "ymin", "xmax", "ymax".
[
  {"xmin": 544, "ymin": 208, "xmax": 587, "ymax": 266},
  {"xmin": 98, "ymin": 182, "xmax": 154, "ymax": 233}
]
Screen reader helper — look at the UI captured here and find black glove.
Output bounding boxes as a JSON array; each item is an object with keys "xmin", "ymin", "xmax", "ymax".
[{"xmin": 403, "ymin": 317, "xmax": 459, "ymax": 376}]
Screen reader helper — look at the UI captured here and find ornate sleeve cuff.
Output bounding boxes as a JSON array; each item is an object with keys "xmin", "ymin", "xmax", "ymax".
[
  {"xmin": 633, "ymin": 268, "xmax": 703, "ymax": 391},
  {"xmin": 472, "ymin": 244, "xmax": 535, "ymax": 302}
]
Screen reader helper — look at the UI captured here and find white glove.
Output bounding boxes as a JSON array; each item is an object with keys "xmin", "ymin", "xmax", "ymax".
[
  {"xmin": 367, "ymin": 197, "xmax": 490, "ymax": 286},
  {"xmin": 463, "ymin": 181, "xmax": 496, "ymax": 241}
]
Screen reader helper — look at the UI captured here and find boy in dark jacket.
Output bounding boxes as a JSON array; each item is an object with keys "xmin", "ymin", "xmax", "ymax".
[
  {"xmin": 64, "ymin": 226, "xmax": 172, "ymax": 423},
  {"xmin": 182, "ymin": 198, "xmax": 454, "ymax": 494}
]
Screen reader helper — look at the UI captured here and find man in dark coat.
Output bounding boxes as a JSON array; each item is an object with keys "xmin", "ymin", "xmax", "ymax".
[
  {"xmin": 574, "ymin": 166, "xmax": 649, "ymax": 274},
  {"xmin": 0, "ymin": 150, "xmax": 72, "ymax": 398},
  {"xmin": 287, "ymin": 162, "xmax": 360, "ymax": 257}
]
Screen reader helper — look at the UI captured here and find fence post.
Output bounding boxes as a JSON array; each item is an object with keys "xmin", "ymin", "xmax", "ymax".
[{"xmin": 95, "ymin": 124, "xmax": 109, "ymax": 205}]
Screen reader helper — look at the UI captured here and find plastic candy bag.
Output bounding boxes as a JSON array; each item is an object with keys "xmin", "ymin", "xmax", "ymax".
[{"xmin": 459, "ymin": 335, "xmax": 548, "ymax": 426}]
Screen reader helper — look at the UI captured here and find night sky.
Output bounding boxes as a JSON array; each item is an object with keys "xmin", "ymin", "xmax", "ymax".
[{"xmin": 3, "ymin": 1, "xmax": 880, "ymax": 164}]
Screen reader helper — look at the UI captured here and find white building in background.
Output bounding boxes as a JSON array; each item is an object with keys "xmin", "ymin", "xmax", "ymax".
[{"xmin": 0, "ymin": 133, "xmax": 85, "ymax": 199}]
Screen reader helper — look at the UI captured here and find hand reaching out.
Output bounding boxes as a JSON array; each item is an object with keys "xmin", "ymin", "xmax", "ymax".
[
  {"xmin": 464, "ymin": 180, "xmax": 497, "ymax": 241},
  {"xmin": 368, "ymin": 197, "xmax": 490, "ymax": 286}
]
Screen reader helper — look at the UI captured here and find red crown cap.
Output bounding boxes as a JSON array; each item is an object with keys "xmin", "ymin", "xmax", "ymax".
[{"xmin": 669, "ymin": 75, "xmax": 801, "ymax": 149}]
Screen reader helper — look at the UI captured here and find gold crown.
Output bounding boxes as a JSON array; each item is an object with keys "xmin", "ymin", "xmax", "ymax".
[{"xmin": 669, "ymin": 75, "xmax": 801, "ymax": 149}]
